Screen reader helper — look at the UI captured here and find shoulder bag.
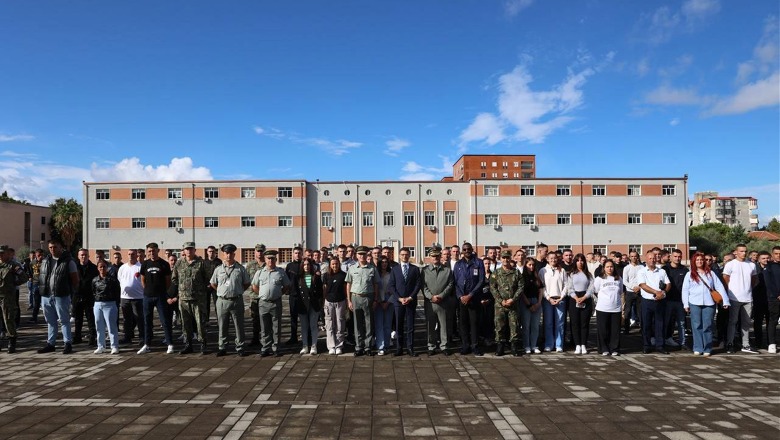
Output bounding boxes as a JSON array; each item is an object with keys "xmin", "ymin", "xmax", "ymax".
[{"xmin": 699, "ymin": 275, "xmax": 722, "ymax": 305}]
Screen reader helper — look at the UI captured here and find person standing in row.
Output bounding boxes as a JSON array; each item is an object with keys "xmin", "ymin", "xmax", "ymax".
[
  {"xmin": 683, "ymin": 252, "xmax": 730, "ymax": 356},
  {"xmin": 593, "ymin": 260, "xmax": 623, "ymax": 356},
  {"xmin": 245, "ymin": 244, "xmax": 266, "ymax": 347},
  {"xmin": 297, "ymin": 259, "xmax": 323, "ymax": 355},
  {"xmin": 138, "ymin": 243, "xmax": 174, "ymax": 355},
  {"xmin": 252, "ymin": 250, "xmax": 291, "ymax": 357},
  {"xmin": 638, "ymin": 249, "xmax": 671, "ymax": 354},
  {"xmin": 203, "ymin": 246, "xmax": 222, "ymax": 327},
  {"xmin": 422, "ymin": 248, "xmax": 454, "ymax": 356},
  {"xmin": 322, "ymin": 258, "xmax": 347, "ymax": 355},
  {"xmin": 346, "ymin": 246, "xmax": 380, "ymax": 357},
  {"xmin": 541, "ymin": 252, "xmax": 568, "ymax": 352},
  {"xmin": 519, "ymin": 258, "xmax": 543, "ymax": 354},
  {"xmin": 723, "ymin": 244, "xmax": 759, "ymax": 354},
  {"xmin": 454, "ymin": 242, "xmax": 485, "ymax": 356},
  {"xmin": 74, "ymin": 249, "xmax": 98, "ymax": 347},
  {"xmin": 390, "ymin": 247, "xmax": 421, "ymax": 357},
  {"xmin": 0, "ymin": 245, "xmax": 27, "ymax": 353},
  {"xmin": 374, "ymin": 257, "xmax": 394, "ymax": 356},
  {"xmin": 38, "ymin": 239, "xmax": 78, "ymax": 354},
  {"xmin": 92, "ymin": 259, "xmax": 120, "ymax": 354},
  {"xmin": 211, "ymin": 244, "xmax": 250, "ymax": 357},
  {"xmin": 118, "ymin": 249, "xmax": 144, "ymax": 345},
  {"xmin": 170, "ymin": 242, "xmax": 209, "ymax": 355},
  {"xmin": 490, "ymin": 250, "xmax": 523, "ymax": 356},
  {"xmin": 568, "ymin": 254, "xmax": 594, "ymax": 355}
]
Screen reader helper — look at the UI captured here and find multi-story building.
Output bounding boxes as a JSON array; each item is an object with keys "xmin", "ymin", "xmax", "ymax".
[
  {"xmin": 449, "ymin": 154, "xmax": 536, "ymax": 181},
  {"xmin": 0, "ymin": 200, "xmax": 51, "ymax": 251},
  {"xmin": 83, "ymin": 155, "xmax": 690, "ymax": 262},
  {"xmin": 689, "ymin": 191, "xmax": 759, "ymax": 231}
]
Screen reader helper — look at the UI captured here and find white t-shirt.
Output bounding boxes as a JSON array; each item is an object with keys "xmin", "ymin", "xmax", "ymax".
[
  {"xmin": 117, "ymin": 262, "xmax": 143, "ymax": 300},
  {"xmin": 723, "ymin": 259, "xmax": 756, "ymax": 303},
  {"xmin": 594, "ymin": 276, "xmax": 623, "ymax": 313}
]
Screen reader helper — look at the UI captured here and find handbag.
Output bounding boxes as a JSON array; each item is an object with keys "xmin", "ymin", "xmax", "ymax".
[{"xmin": 699, "ymin": 276, "xmax": 722, "ymax": 305}]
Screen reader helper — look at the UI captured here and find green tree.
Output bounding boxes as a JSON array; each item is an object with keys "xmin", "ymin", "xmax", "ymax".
[
  {"xmin": 49, "ymin": 198, "xmax": 83, "ymax": 251},
  {"xmin": 690, "ymin": 223, "xmax": 751, "ymax": 257},
  {"xmin": 0, "ymin": 191, "xmax": 30, "ymax": 205},
  {"xmin": 767, "ymin": 218, "xmax": 780, "ymax": 234}
]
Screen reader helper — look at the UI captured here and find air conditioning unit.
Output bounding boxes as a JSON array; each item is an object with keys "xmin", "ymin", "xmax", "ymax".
[
  {"xmin": 428, "ymin": 225, "xmax": 436, "ymax": 232},
  {"xmin": 276, "ymin": 197, "xmax": 283, "ymax": 202},
  {"xmin": 204, "ymin": 197, "xmax": 211, "ymax": 203},
  {"xmin": 493, "ymin": 224, "xmax": 501, "ymax": 230},
  {"xmin": 529, "ymin": 224, "xmax": 537, "ymax": 231},
  {"xmin": 175, "ymin": 227, "xmax": 183, "ymax": 233},
  {"xmin": 327, "ymin": 226, "xmax": 334, "ymax": 232},
  {"xmin": 173, "ymin": 199, "xmax": 182, "ymax": 205}
]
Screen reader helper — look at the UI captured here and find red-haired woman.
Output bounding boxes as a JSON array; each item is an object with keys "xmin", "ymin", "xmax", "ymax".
[{"xmin": 682, "ymin": 252, "xmax": 730, "ymax": 356}]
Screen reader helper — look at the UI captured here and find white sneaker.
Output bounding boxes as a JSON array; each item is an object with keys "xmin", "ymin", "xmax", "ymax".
[
  {"xmin": 580, "ymin": 345, "xmax": 587, "ymax": 354},
  {"xmin": 533, "ymin": 348, "xmax": 541, "ymax": 354},
  {"xmin": 543, "ymin": 347, "xmax": 552, "ymax": 352},
  {"xmin": 137, "ymin": 345, "xmax": 150, "ymax": 355},
  {"xmin": 602, "ymin": 351, "xmax": 609, "ymax": 356},
  {"xmin": 377, "ymin": 350, "xmax": 385, "ymax": 356},
  {"xmin": 167, "ymin": 345, "xmax": 175, "ymax": 354},
  {"xmin": 574, "ymin": 345, "xmax": 582, "ymax": 354},
  {"xmin": 310, "ymin": 347, "xmax": 317, "ymax": 355},
  {"xmin": 391, "ymin": 330, "xmax": 397, "ymax": 340},
  {"xmin": 665, "ymin": 337, "xmax": 680, "ymax": 347},
  {"xmin": 525, "ymin": 349, "xmax": 532, "ymax": 354},
  {"xmin": 703, "ymin": 352, "xmax": 712, "ymax": 357},
  {"xmin": 693, "ymin": 351, "xmax": 702, "ymax": 355},
  {"xmin": 93, "ymin": 347, "xmax": 105, "ymax": 354},
  {"xmin": 300, "ymin": 347, "xmax": 308, "ymax": 355},
  {"xmin": 111, "ymin": 347, "xmax": 120, "ymax": 354},
  {"xmin": 555, "ymin": 347, "xmax": 563, "ymax": 353},
  {"xmin": 768, "ymin": 344, "xmax": 777, "ymax": 354},
  {"xmin": 630, "ymin": 319, "xmax": 637, "ymax": 327},
  {"xmin": 328, "ymin": 348, "xmax": 336, "ymax": 355},
  {"xmin": 335, "ymin": 348, "xmax": 342, "ymax": 355}
]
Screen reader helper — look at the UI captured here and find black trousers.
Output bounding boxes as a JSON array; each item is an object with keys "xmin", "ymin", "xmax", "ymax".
[
  {"xmin": 121, "ymin": 299, "xmax": 144, "ymax": 341},
  {"xmin": 569, "ymin": 297, "xmax": 592, "ymax": 346},
  {"xmin": 752, "ymin": 297, "xmax": 769, "ymax": 347},
  {"xmin": 458, "ymin": 300, "xmax": 480, "ymax": 349},
  {"xmin": 250, "ymin": 298, "xmax": 261, "ymax": 341},
  {"xmin": 597, "ymin": 311, "xmax": 621, "ymax": 353},
  {"xmin": 72, "ymin": 296, "xmax": 96, "ymax": 342},
  {"xmin": 767, "ymin": 300, "xmax": 780, "ymax": 346},
  {"xmin": 623, "ymin": 291, "xmax": 639, "ymax": 332},
  {"xmin": 288, "ymin": 295, "xmax": 299, "ymax": 340}
]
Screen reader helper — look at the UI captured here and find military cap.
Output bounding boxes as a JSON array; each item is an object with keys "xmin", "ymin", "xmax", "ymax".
[
  {"xmin": 255, "ymin": 243, "xmax": 266, "ymax": 252},
  {"xmin": 0, "ymin": 245, "xmax": 8, "ymax": 253},
  {"xmin": 221, "ymin": 243, "xmax": 237, "ymax": 253},
  {"xmin": 428, "ymin": 247, "xmax": 442, "ymax": 257},
  {"xmin": 263, "ymin": 250, "xmax": 278, "ymax": 258},
  {"xmin": 500, "ymin": 250, "xmax": 513, "ymax": 259},
  {"xmin": 355, "ymin": 246, "xmax": 370, "ymax": 254},
  {"xmin": 182, "ymin": 241, "xmax": 196, "ymax": 249}
]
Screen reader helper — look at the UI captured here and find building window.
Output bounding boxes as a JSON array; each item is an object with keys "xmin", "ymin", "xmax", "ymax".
[
  {"xmin": 557, "ymin": 214, "xmax": 571, "ymax": 225},
  {"xmin": 205, "ymin": 217, "xmax": 219, "ymax": 228},
  {"xmin": 408, "ymin": 248, "xmax": 416, "ymax": 259},
  {"xmin": 558, "ymin": 244, "xmax": 572, "ymax": 250},
  {"xmin": 521, "ymin": 161, "xmax": 533, "ymax": 170},
  {"xmin": 628, "ymin": 244, "xmax": 642, "ymax": 254},
  {"xmin": 405, "ymin": 189, "xmax": 412, "ymax": 195},
  {"xmin": 663, "ymin": 213, "xmax": 677, "ymax": 224},
  {"xmin": 131, "ymin": 189, "xmax": 146, "ymax": 200},
  {"xmin": 627, "ymin": 185, "xmax": 641, "ymax": 196},
  {"xmin": 383, "ymin": 211, "xmax": 395, "ymax": 227},
  {"xmin": 593, "ymin": 245, "xmax": 607, "ymax": 255},
  {"xmin": 480, "ymin": 172, "xmax": 486, "ymax": 178},
  {"xmin": 278, "ymin": 216, "xmax": 293, "ymax": 227},
  {"xmin": 321, "ymin": 212, "xmax": 333, "ymax": 228},
  {"xmin": 513, "ymin": 161, "xmax": 519, "ymax": 168},
  {"xmin": 403, "ymin": 211, "xmax": 415, "ymax": 226},
  {"xmin": 521, "ymin": 214, "xmax": 535, "ymax": 225},
  {"xmin": 556, "ymin": 185, "xmax": 571, "ymax": 196},
  {"xmin": 168, "ymin": 188, "xmax": 182, "ymax": 199},
  {"xmin": 663, "ymin": 244, "xmax": 676, "ymax": 253},
  {"xmin": 241, "ymin": 216, "xmax": 255, "ymax": 227},
  {"xmin": 168, "ymin": 217, "xmax": 182, "ymax": 228},
  {"xmin": 278, "ymin": 187, "xmax": 293, "ymax": 198},
  {"xmin": 491, "ymin": 162, "xmax": 497, "ymax": 167},
  {"xmin": 483, "ymin": 185, "xmax": 498, "ymax": 196},
  {"xmin": 241, "ymin": 187, "xmax": 255, "ymax": 198},
  {"xmin": 385, "ymin": 189, "xmax": 391, "ymax": 195},
  {"xmin": 592, "ymin": 214, "xmax": 606, "ymax": 224},
  {"xmin": 204, "ymin": 187, "xmax": 219, "ymax": 199},
  {"xmin": 592, "ymin": 185, "xmax": 605, "ymax": 196},
  {"xmin": 521, "ymin": 172, "xmax": 533, "ymax": 178},
  {"xmin": 520, "ymin": 185, "xmax": 535, "ymax": 196},
  {"xmin": 362, "ymin": 212, "xmax": 374, "ymax": 227},
  {"xmin": 522, "ymin": 246, "xmax": 536, "ymax": 257},
  {"xmin": 131, "ymin": 218, "xmax": 146, "ymax": 229},
  {"xmin": 278, "ymin": 248, "xmax": 293, "ymax": 263},
  {"xmin": 502, "ymin": 161, "xmax": 508, "ymax": 169},
  {"xmin": 96, "ymin": 218, "xmax": 110, "ymax": 229},
  {"xmin": 628, "ymin": 213, "xmax": 642, "ymax": 224},
  {"xmin": 480, "ymin": 161, "xmax": 486, "ymax": 169},
  {"xmin": 323, "ymin": 190, "xmax": 330, "ymax": 196},
  {"xmin": 96, "ymin": 189, "xmax": 110, "ymax": 200},
  {"xmin": 485, "ymin": 214, "xmax": 499, "ymax": 226},
  {"xmin": 444, "ymin": 211, "xmax": 456, "ymax": 226},
  {"xmin": 342, "ymin": 212, "xmax": 353, "ymax": 227},
  {"xmin": 491, "ymin": 172, "xmax": 498, "ymax": 178},
  {"xmin": 662, "ymin": 185, "xmax": 676, "ymax": 196},
  {"xmin": 513, "ymin": 172, "xmax": 519, "ymax": 178},
  {"xmin": 502, "ymin": 172, "xmax": 508, "ymax": 178},
  {"xmin": 41, "ymin": 216, "xmax": 46, "ymax": 225},
  {"xmin": 424, "ymin": 211, "xmax": 435, "ymax": 226}
]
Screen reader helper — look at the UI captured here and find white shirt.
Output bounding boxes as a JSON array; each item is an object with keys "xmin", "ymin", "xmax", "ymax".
[
  {"xmin": 587, "ymin": 261, "xmax": 601, "ymax": 275},
  {"xmin": 118, "ymin": 262, "xmax": 143, "ymax": 300},
  {"xmin": 622, "ymin": 263, "xmax": 643, "ymax": 293},
  {"xmin": 637, "ymin": 265, "xmax": 671, "ymax": 300},
  {"xmin": 540, "ymin": 266, "xmax": 568, "ymax": 299},
  {"xmin": 594, "ymin": 276, "xmax": 623, "ymax": 313},
  {"xmin": 567, "ymin": 271, "xmax": 594, "ymax": 299},
  {"xmin": 723, "ymin": 259, "xmax": 757, "ymax": 303}
]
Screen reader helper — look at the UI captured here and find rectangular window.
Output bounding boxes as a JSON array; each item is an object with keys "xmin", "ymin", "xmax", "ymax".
[
  {"xmin": 408, "ymin": 248, "xmax": 416, "ymax": 259},
  {"xmin": 627, "ymin": 185, "xmax": 641, "ymax": 196},
  {"xmin": 485, "ymin": 214, "xmax": 499, "ymax": 226},
  {"xmin": 204, "ymin": 217, "xmax": 219, "ymax": 228},
  {"xmin": 383, "ymin": 211, "xmax": 395, "ymax": 227},
  {"xmin": 521, "ymin": 172, "xmax": 533, "ymax": 178},
  {"xmin": 558, "ymin": 244, "xmax": 572, "ymax": 250},
  {"xmin": 502, "ymin": 172, "xmax": 508, "ymax": 178},
  {"xmin": 168, "ymin": 217, "xmax": 182, "ymax": 228},
  {"xmin": 522, "ymin": 246, "xmax": 536, "ymax": 257},
  {"xmin": 342, "ymin": 212, "xmax": 353, "ymax": 227},
  {"xmin": 278, "ymin": 216, "xmax": 293, "ymax": 227},
  {"xmin": 520, "ymin": 185, "xmax": 535, "ymax": 196},
  {"xmin": 663, "ymin": 244, "xmax": 676, "ymax": 253},
  {"xmin": 502, "ymin": 161, "xmax": 508, "ymax": 168},
  {"xmin": 521, "ymin": 214, "xmax": 535, "ymax": 225},
  {"xmin": 480, "ymin": 172, "xmax": 486, "ymax": 178},
  {"xmin": 521, "ymin": 161, "xmax": 533, "ymax": 170},
  {"xmin": 513, "ymin": 172, "xmax": 519, "ymax": 178},
  {"xmin": 628, "ymin": 244, "xmax": 642, "ymax": 254},
  {"xmin": 321, "ymin": 212, "xmax": 333, "ymax": 228},
  {"xmin": 278, "ymin": 248, "xmax": 292, "ymax": 263},
  {"xmin": 96, "ymin": 218, "xmax": 110, "ymax": 229},
  {"xmin": 592, "ymin": 185, "xmax": 605, "ymax": 196},
  {"xmin": 204, "ymin": 187, "xmax": 219, "ymax": 199},
  {"xmin": 592, "ymin": 214, "xmax": 606, "ymax": 224},
  {"xmin": 491, "ymin": 172, "xmax": 498, "ymax": 178},
  {"xmin": 513, "ymin": 161, "xmax": 519, "ymax": 168},
  {"xmin": 241, "ymin": 187, "xmax": 255, "ymax": 198},
  {"xmin": 41, "ymin": 216, "xmax": 46, "ymax": 225},
  {"xmin": 484, "ymin": 185, "xmax": 498, "ymax": 196},
  {"xmin": 362, "ymin": 211, "xmax": 374, "ymax": 227},
  {"xmin": 241, "ymin": 216, "xmax": 255, "ymax": 227},
  {"xmin": 131, "ymin": 189, "xmax": 146, "ymax": 200},
  {"xmin": 593, "ymin": 245, "xmax": 607, "ymax": 255},
  {"xmin": 663, "ymin": 213, "xmax": 677, "ymax": 224},
  {"xmin": 168, "ymin": 188, "xmax": 182, "ymax": 199},
  {"xmin": 96, "ymin": 189, "xmax": 110, "ymax": 200},
  {"xmin": 662, "ymin": 184, "xmax": 676, "ymax": 196},
  {"xmin": 403, "ymin": 211, "xmax": 415, "ymax": 226},
  {"xmin": 556, "ymin": 185, "xmax": 571, "ymax": 196},
  {"xmin": 444, "ymin": 211, "xmax": 455, "ymax": 226},
  {"xmin": 278, "ymin": 187, "xmax": 293, "ymax": 198},
  {"xmin": 491, "ymin": 162, "xmax": 497, "ymax": 167},
  {"xmin": 557, "ymin": 214, "xmax": 571, "ymax": 225},
  {"xmin": 424, "ymin": 211, "xmax": 435, "ymax": 226},
  {"xmin": 131, "ymin": 218, "xmax": 146, "ymax": 229},
  {"xmin": 480, "ymin": 161, "xmax": 487, "ymax": 169},
  {"xmin": 628, "ymin": 213, "xmax": 642, "ymax": 224}
]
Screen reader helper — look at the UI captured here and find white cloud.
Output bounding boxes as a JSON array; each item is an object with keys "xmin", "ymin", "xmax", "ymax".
[
  {"xmin": 460, "ymin": 61, "xmax": 601, "ymax": 146},
  {"xmin": 399, "ymin": 157, "xmax": 452, "ymax": 181},
  {"xmin": 636, "ymin": 0, "xmax": 720, "ymax": 45},
  {"xmin": 384, "ymin": 138, "xmax": 411, "ymax": 156},
  {"xmin": 658, "ymin": 55, "xmax": 694, "ymax": 78},
  {"xmin": 644, "ymin": 85, "xmax": 710, "ymax": 106},
  {"xmin": 706, "ymin": 72, "xmax": 780, "ymax": 115},
  {"xmin": 669, "ymin": 118, "xmax": 680, "ymax": 126},
  {"xmin": 253, "ymin": 126, "xmax": 362, "ymax": 155},
  {"xmin": 504, "ymin": 0, "xmax": 533, "ymax": 17},
  {"xmin": 735, "ymin": 16, "xmax": 778, "ymax": 84},
  {"xmin": 0, "ymin": 134, "xmax": 35, "ymax": 142},
  {"xmin": 90, "ymin": 157, "xmax": 213, "ymax": 182},
  {"xmin": 681, "ymin": 0, "xmax": 721, "ymax": 22},
  {"xmin": 636, "ymin": 58, "xmax": 650, "ymax": 77}
]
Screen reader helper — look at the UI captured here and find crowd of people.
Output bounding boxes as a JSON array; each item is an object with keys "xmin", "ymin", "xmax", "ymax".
[{"xmin": 0, "ymin": 238, "xmax": 778, "ymax": 358}]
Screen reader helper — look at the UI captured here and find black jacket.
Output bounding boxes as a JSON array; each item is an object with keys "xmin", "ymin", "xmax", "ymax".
[
  {"xmin": 298, "ymin": 275, "xmax": 324, "ymax": 313},
  {"xmin": 76, "ymin": 261, "xmax": 99, "ymax": 299},
  {"xmin": 92, "ymin": 275, "xmax": 120, "ymax": 303}
]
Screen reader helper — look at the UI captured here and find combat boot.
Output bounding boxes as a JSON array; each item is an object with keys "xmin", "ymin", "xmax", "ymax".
[
  {"xmin": 8, "ymin": 337, "xmax": 16, "ymax": 354},
  {"xmin": 511, "ymin": 342, "xmax": 520, "ymax": 357},
  {"xmin": 495, "ymin": 342, "xmax": 505, "ymax": 357}
]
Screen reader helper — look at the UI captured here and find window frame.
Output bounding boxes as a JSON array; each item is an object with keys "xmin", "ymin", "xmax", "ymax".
[
  {"xmin": 241, "ymin": 187, "xmax": 256, "ymax": 198},
  {"xmin": 557, "ymin": 214, "xmax": 572, "ymax": 225},
  {"xmin": 131, "ymin": 188, "xmax": 146, "ymax": 200},
  {"xmin": 204, "ymin": 187, "xmax": 219, "ymax": 199},
  {"xmin": 444, "ymin": 211, "xmax": 456, "ymax": 226},
  {"xmin": 278, "ymin": 186, "xmax": 293, "ymax": 198},
  {"xmin": 362, "ymin": 211, "xmax": 374, "ymax": 227},
  {"xmin": 278, "ymin": 216, "xmax": 293, "ymax": 228},
  {"xmin": 96, "ymin": 189, "xmax": 110, "ymax": 200},
  {"xmin": 556, "ymin": 185, "xmax": 571, "ymax": 196},
  {"xmin": 627, "ymin": 185, "xmax": 641, "ymax": 196},
  {"xmin": 383, "ymin": 211, "xmax": 395, "ymax": 227},
  {"xmin": 403, "ymin": 211, "xmax": 415, "ymax": 226},
  {"xmin": 168, "ymin": 188, "xmax": 183, "ymax": 199},
  {"xmin": 592, "ymin": 213, "xmax": 607, "ymax": 224},
  {"xmin": 241, "ymin": 216, "xmax": 256, "ymax": 228},
  {"xmin": 96, "ymin": 218, "xmax": 110, "ymax": 229},
  {"xmin": 131, "ymin": 217, "xmax": 146, "ymax": 229},
  {"xmin": 592, "ymin": 185, "xmax": 606, "ymax": 196},
  {"xmin": 662, "ymin": 185, "xmax": 676, "ymax": 196},
  {"xmin": 168, "ymin": 217, "xmax": 182, "ymax": 229},
  {"xmin": 483, "ymin": 185, "xmax": 499, "ymax": 197},
  {"xmin": 204, "ymin": 217, "xmax": 219, "ymax": 228},
  {"xmin": 342, "ymin": 212, "xmax": 353, "ymax": 227},
  {"xmin": 321, "ymin": 211, "xmax": 333, "ymax": 228},
  {"xmin": 628, "ymin": 213, "xmax": 642, "ymax": 224}
]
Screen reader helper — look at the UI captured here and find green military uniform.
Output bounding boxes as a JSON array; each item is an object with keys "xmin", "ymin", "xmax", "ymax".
[
  {"xmin": 0, "ymin": 245, "xmax": 27, "ymax": 351},
  {"xmin": 171, "ymin": 242, "xmax": 209, "ymax": 353},
  {"xmin": 251, "ymin": 250, "xmax": 291, "ymax": 355},
  {"xmin": 245, "ymin": 244, "xmax": 266, "ymax": 345},
  {"xmin": 490, "ymin": 251, "xmax": 524, "ymax": 354}
]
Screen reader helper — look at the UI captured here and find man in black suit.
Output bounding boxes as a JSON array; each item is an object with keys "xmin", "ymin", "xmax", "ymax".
[{"xmin": 390, "ymin": 247, "xmax": 422, "ymax": 356}]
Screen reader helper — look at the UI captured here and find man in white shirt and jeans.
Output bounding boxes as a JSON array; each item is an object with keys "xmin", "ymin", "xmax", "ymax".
[
  {"xmin": 723, "ymin": 244, "xmax": 759, "ymax": 354},
  {"xmin": 118, "ymin": 249, "xmax": 144, "ymax": 345}
]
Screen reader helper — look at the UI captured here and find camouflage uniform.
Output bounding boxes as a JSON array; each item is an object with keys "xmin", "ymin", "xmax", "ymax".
[
  {"xmin": 245, "ymin": 244, "xmax": 267, "ymax": 344},
  {"xmin": 0, "ymin": 247, "xmax": 27, "ymax": 351},
  {"xmin": 171, "ymin": 247, "xmax": 209, "ymax": 351},
  {"xmin": 490, "ymin": 265, "xmax": 524, "ymax": 345}
]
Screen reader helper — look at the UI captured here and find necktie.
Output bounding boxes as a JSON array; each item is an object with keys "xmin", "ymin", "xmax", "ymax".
[{"xmin": 402, "ymin": 264, "xmax": 408, "ymax": 281}]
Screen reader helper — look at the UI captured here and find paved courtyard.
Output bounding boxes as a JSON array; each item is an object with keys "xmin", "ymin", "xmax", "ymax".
[{"xmin": 0, "ymin": 291, "xmax": 777, "ymax": 439}]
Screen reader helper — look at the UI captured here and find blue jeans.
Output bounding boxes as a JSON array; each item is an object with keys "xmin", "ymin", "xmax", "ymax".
[
  {"xmin": 520, "ymin": 297, "xmax": 541, "ymax": 350},
  {"xmin": 142, "ymin": 296, "xmax": 173, "ymax": 346},
  {"xmin": 299, "ymin": 309, "xmax": 320, "ymax": 348},
  {"xmin": 641, "ymin": 298, "xmax": 666, "ymax": 349},
  {"xmin": 94, "ymin": 301, "xmax": 119, "ymax": 349},
  {"xmin": 543, "ymin": 298, "xmax": 566, "ymax": 350},
  {"xmin": 689, "ymin": 304, "xmax": 715, "ymax": 354},
  {"xmin": 665, "ymin": 300, "xmax": 686, "ymax": 346},
  {"xmin": 42, "ymin": 296, "xmax": 72, "ymax": 345},
  {"xmin": 374, "ymin": 304, "xmax": 394, "ymax": 350}
]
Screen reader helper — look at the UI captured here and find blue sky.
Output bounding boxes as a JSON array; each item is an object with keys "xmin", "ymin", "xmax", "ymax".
[{"xmin": 1, "ymin": 1, "xmax": 778, "ymax": 223}]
